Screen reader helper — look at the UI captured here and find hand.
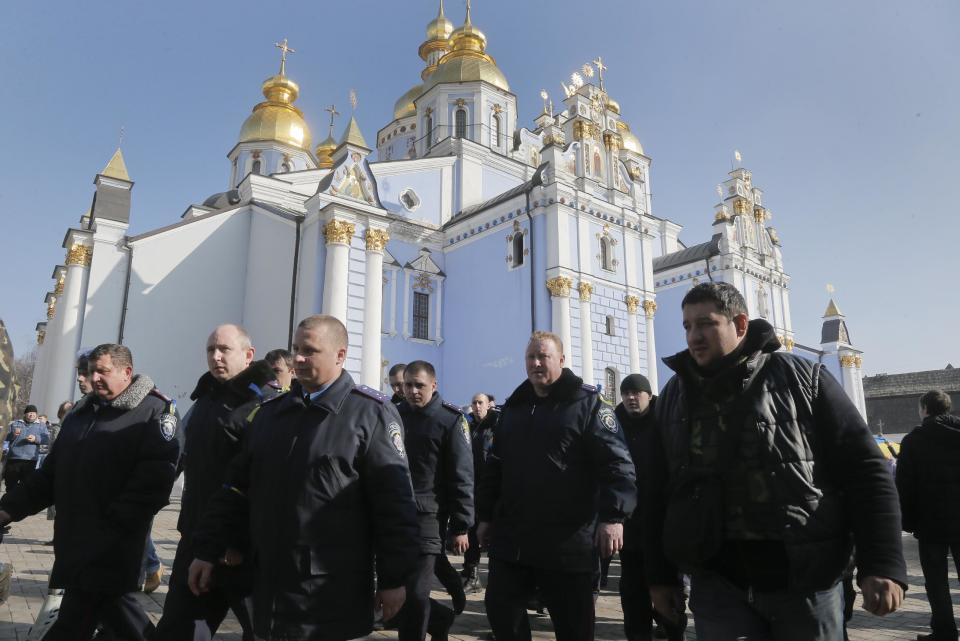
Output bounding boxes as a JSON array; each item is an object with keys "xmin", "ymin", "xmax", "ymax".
[
  {"xmin": 650, "ymin": 584, "xmax": 685, "ymax": 624},
  {"xmin": 449, "ymin": 534, "xmax": 469, "ymax": 556},
  {"xmin": 25, "ymin": 435, "xmax": 36, "ymax": 443},
  {"xmin": 860, "ymin": 575, "xmax": 903, "ymax": 616},
  {"xmin": 594, "ymin": 522, "xmax": 624, "ymax": 558},
  {"xmin": 376, "ymin": 586, "xmax": 406, "ymax": 621},
  {"xmin": 188, "ymin": 559, "xmax": 215, "ymax": 596},
  {"xmin": 477, "ymin": 521, "xmax": 491, "ymax": 548},
  {"xmin": 221, "ymin": 547, "xmax": 243, "ymax": 566},
  {"xmin": 13, "ymin": 429, "xmax": 21, "ymax": 437}
]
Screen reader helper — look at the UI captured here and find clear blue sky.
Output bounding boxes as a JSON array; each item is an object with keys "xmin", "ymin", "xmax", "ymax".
[{"xmin": 1, "ymin": 0, "xmax": 957, "ymax": 375}]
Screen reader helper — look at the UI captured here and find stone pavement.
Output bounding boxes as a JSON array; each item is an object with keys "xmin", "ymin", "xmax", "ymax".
[{"xmin": 0, "ymin": 496, "xmax": 956, "ymax": 640}]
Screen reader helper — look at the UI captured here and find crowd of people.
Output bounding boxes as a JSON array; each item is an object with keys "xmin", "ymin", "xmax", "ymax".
[{"xmin": 0, "ymin": 281, "xmax": 956, "ymax": 641}]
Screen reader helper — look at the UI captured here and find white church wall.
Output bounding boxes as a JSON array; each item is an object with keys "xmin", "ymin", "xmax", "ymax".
[
  {"xmin": 345, "ymin": 236, "xmax": 367, "ymax": 378},
  {"xmin": 481, "ymin": 165, "xmax": 520, "ymax": 201},
  {"xmin": 376, "ymin": 166, "xmax": 445, "ymax": 224},
  {"xmin": 81, "ymin": 219, "xmax": 129, "ymax": 348},
  {"xmin": 589, "ymin": 281, "xmax": 641, "ymax": 395},
  {"xmin": 294, "ymin": 215, "xmax": 324, "ymax": 323},
  {"xmin": 242, "ymin": 212, "xmax": 297, "ymax": 352}
]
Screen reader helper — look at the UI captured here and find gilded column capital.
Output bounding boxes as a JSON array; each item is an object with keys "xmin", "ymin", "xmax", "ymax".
[
  {"xmin": 46, "ymin": 299, "xmax": 56, "ymax": 320},
  {"xmin": 624, "ymin": 295, "xmax": 641, "ymax": 314},
  {"xmin": 54, "ymin": 273, "xmax": 65, "ymax": 296},
  {"xmin": 545, "ymin": 276, "xmax": 573, "ymax": 298},
  {"xmin": 603, "ymin": 131, "xmax": 622, "ymax": 151},
  {"xmin": 839, "ymin": 354, "xmax": 857, "ymax": 368},
  {"xmin": 324, "ymin": 219, "xmax": 356, "ymax": 246},
  {"xmin": 753, "ymin": 206, "xmax": 767, "ymax": 223},
  {"xmin": 365, "ymin": 228, "xmax": 390, "ymax": 252},
  {"xmin": 642, "ymin": 299, "xmax": 657, "ymax": 318},
  {"xmin": 66, "ymin": 244, "xmax": 92, "ymax": 267},
  {"xmin": 854, "ymin": 355, "xmax": 863, "ymax": 368},
  {"xmin": 784, "ymin": 337, "xmax": 795, "ymax": 351},
  {"xmin": 577, "ymin": 281, "xmax": 593, "ymax": 302},
  {"xmin": 37, "ymin": 329, "xmax": 45, "ymax": 345}
]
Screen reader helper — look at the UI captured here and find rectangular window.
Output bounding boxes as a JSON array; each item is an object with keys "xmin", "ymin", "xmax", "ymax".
[{"xmin": 413, "ymin": 292, "xmax": 430, "ymax": 340}]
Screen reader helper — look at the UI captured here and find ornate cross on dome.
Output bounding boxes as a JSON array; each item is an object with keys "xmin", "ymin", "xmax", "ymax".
[
  {"xmin": 274, "ymin": 38, "xmax": 296, "ymax": 76},
  {"xmin": 325, "ymin": 104, "xmax": 340, "ymax": 136},
  {"xmin": 593, "ymin": 56, "xmax": 607, "ymax": 90}
]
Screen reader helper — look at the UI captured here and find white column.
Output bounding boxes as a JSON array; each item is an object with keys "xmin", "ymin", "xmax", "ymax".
[
  {"xmin": 321, "ymin": 219, "xmax": 355, "ymax": 324},
  {"xmin": 47, "ymin": 244, "xmax": 92, "ymax": 410},
  {"xmin": 360, "ymin": 228, "xmax": 388, "ymax": 389},
  {"xmin": 854, "ymin": 356, "xmax": 868, "ymax": 421},
  {"xmin": 625, "ymin": 295, "xmax": 642, "ymax": 375},
  {"xmin": 435, "ymin": 277, "xmax": 444, "ymax": 343},
  {"xmin": 578, "ymin": 282, "xmax": 595, "ymax": 385},
  {"xmin": 839, "ymin": 354, "xmax": 860, "ymax": 410},
  {"xmin": 29, "ymin": 319, "xmax": 53, "ymax": 412},
  {"xmin": 402, "ymin": 271, "xmax": 411, "ymax": 337},
  {"xmin": 643, "ymin": 299, "xmax": 659, "ymax": 391},
  {"xmin": 546, "ymin": 276, "xmax": 573, "ymax": 363}
]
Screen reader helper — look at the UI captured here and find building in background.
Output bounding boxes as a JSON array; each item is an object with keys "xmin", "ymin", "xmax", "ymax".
[{"xmin": 863, "ymin": 366, "xmax": 960, "ymax": 435}]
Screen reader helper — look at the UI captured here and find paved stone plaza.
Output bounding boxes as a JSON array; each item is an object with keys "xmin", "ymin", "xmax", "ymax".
[{"xmin": 0, "ymin": 493, "xmax": 955, "ymax": 640}]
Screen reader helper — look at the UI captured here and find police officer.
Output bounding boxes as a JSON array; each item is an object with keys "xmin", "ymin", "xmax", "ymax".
[
  {"xmin": 462, "ymin": 392, "xmax": 499, "ymax": 592},
  {"xmin": 156, "ymin": 324, "xmax": 279, "ymax": 641},
  {"xmin": 477, "ymin": 331, "xmax": 637, "ymax": 641},
  {"xmin": 389, "ymin": 362, "xmax": 407, "ymax": 404},
  {"xmin": 396, "ymin": 360, "xmax": 474, "ymax": 641},
  {"xmin": 264, "ymin": 347, "xmax": 296, "ymax": 391},
  {"xmin": 0, "ymin": 343, "xmax": 183, "ymax": 641},
  {"xmin": 188, "ymin": 315, "xmax": 420, "ymax": 641},
  {"xmin": 3, "ymin": 404, "xmax": 49, "ymax": 490}
]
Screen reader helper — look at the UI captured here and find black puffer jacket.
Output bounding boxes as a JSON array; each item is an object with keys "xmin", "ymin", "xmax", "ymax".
[
  {"xmin": 615, "ymin": 397, "xmax": 657, "ymax": 550},
  {"xmin": 896, "ymin": 413, "xmax": 960, "ymax": 543},
  {"xmin": 0, "ymin": 375, "xmax": 183, "ymax": 593},
  {"xmin": 646, "ymin": 319, "xmax": 906, "ymax": 591},
  {"xmin": 477, "ymin": 368, "xmax": 637, "ymax": 572}
]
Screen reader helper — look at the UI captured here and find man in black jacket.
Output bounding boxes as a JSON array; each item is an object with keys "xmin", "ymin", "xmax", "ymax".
[
  {"xmin": 0, "ymin": 343, "xmax": 183, "ymax": 641},
  {"xmin": 615, "ymin": 374, "xmax": 685, "ymax": 641},
  {"xmin": 478, "ymin": 331, "xmax": 637, "ymax": 641},
  {"xmin": 156, "ymin": 323, "xmax": 278, "ymax": 641},
  {"xmin": 396, "ymin": 360, "xmax": 474, "ymax": 641},
  {"xmin": 462, "ymin": 392, "xmax": 499, "ymax": 593},
  {"xmin": 896, "ymin": 389, "xmax": 960, "ymax": 641},
  {"xmin": 188, "ymin": 315, "xmax": 419, "ymax": 641},
  {"xmin": 645, "ymin": 283, "xmax": 906, "ymax": 641}
]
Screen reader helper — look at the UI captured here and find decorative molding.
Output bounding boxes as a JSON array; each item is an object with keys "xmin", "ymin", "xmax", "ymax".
[
  {"xmin": 54, "ymin": 273, "xmax": 65, "ymax": 296},
  {"xmin": 603, "ymin": 131, "xmax": 622, "ymax": 151},
  {"xmin": 66, "ymin": 244, "xmax": 92, "ymax": 267},
  {"xmin": 625, "ymin": 295, "xmax": 641, "ymax": 314},
  {"xmin": 37, "ymin": 329, "xmax": 45, "ymax": 345},
  {"xmin": 545, "ymin": 276, "xmax": 573, "ymax": 298},
  {"xmin": 839, "ymin": 354, "xmax": 857, "ymax": 368},
  {"xmin": 46, "ymin": 299, "xmax": 56, "ymax": 320},
  {"xmin": 323, "ymin": 219, "xmax": 356, "ymax": 246},
  {"xmin": 413, "ymin": 271, "xmax": 434, "ymax": 293},
  {"xmin": 577, "ymin": 281, "xmax": 593, "ymax": 302},
  {"xmin": 365, "ymin": 228, "xmax": 390, "ymax": 252},
  {"xmin": 642, "ymin": 299, "xmax": 657, "ymax": 318},
  {"xmin": 854, "ymin": 355, "xmax": 862, "ymax": 368}
]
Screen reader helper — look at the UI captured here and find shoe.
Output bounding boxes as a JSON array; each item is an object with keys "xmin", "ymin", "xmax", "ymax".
[
  {"xmin": 143, "ymin": 564, "xmax": 163, "ymax": 593},
  {"xmin": 450, "ymin": 577, "xmax": 466, "ymax": 614},
  {"xmin": 429, "ymin": 605, "xmax": 455, "ymax": 641},
  {"xmin": 463, "ymin": 567, "xmax": 483, "ymax": 594}
]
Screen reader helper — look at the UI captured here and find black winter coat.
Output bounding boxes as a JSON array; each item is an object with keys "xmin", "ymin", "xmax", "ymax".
[
  {"xmin": 477, "ymin": 368, "xmax": 637, "ymax": 573},
  {"xmin": 398, "ymin": 393, "xmax": 474, "ymax": 553},
  {"xmin": 615, "ymin": 398, "xmax": 657, "ymax": 550},
  {"xmin": 0, "ymin": 375, "xmax": 183, "ymax": 594},
  {"xmin": 896, "ymin": 413, "xmax": 960, "ymax": 543},
  {"xmin": 193, "ymin": 372, "xmax": 420, "ymax": 641}
]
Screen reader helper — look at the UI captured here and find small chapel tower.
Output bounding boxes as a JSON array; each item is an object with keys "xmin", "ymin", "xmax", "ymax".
[{"xmin": 820, "ymin": 298, "xmax": 868, "ymax": 420}]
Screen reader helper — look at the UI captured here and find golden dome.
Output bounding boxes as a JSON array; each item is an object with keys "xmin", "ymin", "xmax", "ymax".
[
  {"xmin": 238, "ymin": 74, "xmax": 312, "ymax": 151},
  {"xmin": 607, "ymin": 97, "xmax": 621, "ymax": 114},
  {"xmin": 315, "ymin": 133, "xmax": 337, "ymax": 169},
  {"xmin": 425, "ymin": 3, "xmax": 507, "ymax": 92},
  {"xmin": 426, "ymin": 0, "xmax": 454, "ymax": 41},
  {"xmin": 617, "ymin": 120, "xmax": 643, "ymax": 155},
  {"xmin": 394, "ymin": 84, "xmax": 423, "ymax": 120}
]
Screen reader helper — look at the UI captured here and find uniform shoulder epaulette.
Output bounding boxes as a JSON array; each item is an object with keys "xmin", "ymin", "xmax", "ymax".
[
  {"xmin": 580, "ymin": 383, "xmax": 599, "ymax": 394},
  {"xmin": 149, "ymin": 388, "xmax": 173, "ymax": 402},
  {"xmin": 441, "ymin": 400, "xmax": 464, "ymax": 415},
  {"xmin": 352, "ymin": 385, "xmax": 389, "ymax": 404}
]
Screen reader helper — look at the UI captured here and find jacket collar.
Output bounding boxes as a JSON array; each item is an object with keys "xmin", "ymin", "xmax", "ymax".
[
  {"xmin": 284, "ymin": 370, "xmax": 355, "ymax": 415},
  {"xmin": 505, "ymin": 367, "xmax": 583, "ymax": 407},
  {"xmin": 190, "ymin": 360, "xmax": 276, "ymax": 401},
  {"xmin": 402, "ymin": 392, "xmax": 442, "ymax": 415},
  {"xmin": 103, "ymin": 374, "xmax": 155, "ymax": 410}
]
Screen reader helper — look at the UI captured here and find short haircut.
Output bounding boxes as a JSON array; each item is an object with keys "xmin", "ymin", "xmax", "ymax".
[
  {"xmin": 472, "ymin": 392, "xmax": 490, "ymax": 403},
  {"xmin": 681, "ymin": 282, "xmax": 748, "ymax": 320},
  {"xmin": 76, "ymin": 354, "xmax": 90, "ymax": 373},
  {"xmin": 297, "ymin": 315, "xmax": 348, "ymax": 349},
  {"xmin": 264, "ymin": 348, "xmax": 293, "ymax": 367},
  {"xmin": 210, "ymin": 324, "xmax": 252, "ymax": 350},
  {"xmin": 388, "ymin": 363, "xmax": 407, "ymax": 377},
  {"xmin": 920, "ymin": 389, "xmax": 952, "ymax": 416},
  {"xmin": 487, "ymin": 394, "xmax": 496, "ymax": 403},
  {"xmin": 528, "ymin": 330, "xmax": 563, "ymax": 354},
  {"xmin": 88, "ymin": 343, "xmax": 133, "ymax": 369},
  {"xmin": 57, "ymin": 401, "xmax": 74, "ymax": 421},
  {"xmin": 405, "ymin": 360, "xmax": 436, "ymax": 380}
]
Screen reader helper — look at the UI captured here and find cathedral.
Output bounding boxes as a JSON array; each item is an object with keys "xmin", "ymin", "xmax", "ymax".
[{"xmin": 27, "ymin": 2, "xmax": 870, "ymax": 417}]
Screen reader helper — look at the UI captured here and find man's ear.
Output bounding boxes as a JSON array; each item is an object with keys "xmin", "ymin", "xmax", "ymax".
[{"xmin": 733, "ymin": 313, "xmax": 749, "ymax": 338}]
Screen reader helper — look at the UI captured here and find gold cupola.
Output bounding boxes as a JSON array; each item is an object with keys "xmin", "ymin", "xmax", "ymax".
[
  {"xmin": 315, "ymin": 131, "xmax": 337, "ymax": 169},
  {"xmin": 617, "ymin": 120, "xmax": 644, "ymax": 155},
  {"xmin": 238, "ymin": 47, "xmax": 312, "ymax": 151},
  {"xmin": 425, "ymin": 1, "xmax": 509, "ymax": 92},
  {"xmin": 393, "ymin": 0, "xmax": 454, "ymax": 121}
]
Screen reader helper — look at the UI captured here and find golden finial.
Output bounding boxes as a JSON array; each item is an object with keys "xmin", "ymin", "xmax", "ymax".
[
  {"xmin": 349, "ymin": 89, "xmax": 358, "ymax": 112},
  {"xmin": 274, "ymin": 38, "xmax": 295, "ymax": 76},
  {"xmin": 540, "ymin": 89, "xmax": 549, "ymax": 114},
  {"xmin": 826, "ymin": 283, "xmax": 835, "ymax": 294},
  {"xmin": 438, "ymin": 0, "xmax": 445, "ymax": 16},
  {"xmin": 734, "ymin": 149, "xmax": 742, "ymax": 164},
  {"xmin": 465, "ymin": 0, "xmax": 472, "ymax": 24},
  {"xmin": 324, "ymin": 104, "xmax": 340, "ymax": 137},
  {"xmin": 592, "ymin": 56, "xmax": 607, "ymax": 91}
]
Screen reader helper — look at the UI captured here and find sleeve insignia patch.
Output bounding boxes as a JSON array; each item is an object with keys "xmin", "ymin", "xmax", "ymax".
[
  {"xmin": 387, "ymin": 422, "xmax": 405, "ymax": 458},
  {"xmin": 598, "ymin": 406, "xmax": 618, "ymax": 434},
  {"xmin": 459, "ymin": 416, "xmax": 471, "ymax": 445},
  {"xmin": 159, "ymin": 401, "xmax": 178, "ymax": 441}
]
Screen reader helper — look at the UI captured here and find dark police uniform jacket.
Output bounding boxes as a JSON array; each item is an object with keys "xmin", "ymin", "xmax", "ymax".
[
  {"xmin": 173, "ymin": 360, "xmax": 278, "ymax": 581},
  {"xmin": 615, "ymin": 397, "xmax": 657, "ymax": 551},
  {"xmin": 398, "ymin": 393, "xmax": 474, "ymax": 554},
  {"xmin": 193, "ymin": 372, "xmax": 420, "ymax": 641},
  {"xmin": 477, "ymin": 368, "xmax": 637, "ymax": 573},
  {"xmin": 0, "ymin": 375, "xmax": 183, "ymax": 594}
]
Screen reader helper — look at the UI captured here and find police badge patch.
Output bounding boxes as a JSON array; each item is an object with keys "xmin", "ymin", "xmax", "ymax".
[
  {"xmin": 459, "ymin": 416, "xmax": 471, "ymax": 445},
  {"xmin": 387, "ymin": 422, "xmax": 405, "ymax": 458},
  {"xmin": 159, "ymin": 412, "xmax": 178, "ymax": 442},
  {"xmin": 598, "ymin": 406, "xmax": 618, "ymax": 433}
]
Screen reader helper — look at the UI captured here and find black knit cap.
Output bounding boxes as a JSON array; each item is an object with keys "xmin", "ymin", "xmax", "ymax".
[
  {"xmin": 620, "ymin": 374, "xmax": 652, "ymax": 395},
  {"xmin": 24, "ymin": 404, "xmax": 38, "ymax": 415}
]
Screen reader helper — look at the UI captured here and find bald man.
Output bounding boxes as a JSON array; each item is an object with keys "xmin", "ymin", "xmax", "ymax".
[
  {"xmin": 156, "ymin": 324, "xmax": 279, "ymax": 641},
  {"xmin": 188, "ymin": 315, "xmax": 419, "ymax": 641}
]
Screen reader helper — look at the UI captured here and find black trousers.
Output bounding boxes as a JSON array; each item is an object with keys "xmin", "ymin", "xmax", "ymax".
[
  {"xmin": 619, "ymin": 547, "xmax": 685, "ymax": 641},
  {"xmin": 484, "ymin": 557, "xmax": 596, "ymax": 641},
  {"xmin": 2, "ymin": 458, "xmax": 35, "ymax": 490},
  {"xmin": 155, "ymin": 544, "xmax": 255, "ymax": 641},
  {"xmin": 463, "ymin": 524, "xmax": 482, "ymax": 570},
  {"xmin": 43, "ymin": 588, "xmax": 153, "ymax": 641},
  {"xmin": 918, "ymin": 539, "xmax": 960, "ymax": 641},
  {"xmin": 395, "ymin": 553, "xmax": 455, "ymax": 641}
]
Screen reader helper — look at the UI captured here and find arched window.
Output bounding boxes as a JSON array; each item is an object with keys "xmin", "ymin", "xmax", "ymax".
[
  {"xmin": 600, "ymin": 236, "xmax": 614, "ymax": 271},
  {"xmin": 604, "ymin": 367, "xmax": 618, "ymax": 403},
  {"xmin": 593, "ymin": 150, "xmax": 602, "ymax": 176},
  {"xmin": 455, "ymin": 108, "xmax": 467, "ymax": 139},
  {"xmin": 252, "ymin": 159, "xmax": 262, "ymax": 175},
  {"xmin": 605, "ymin": 315, "xmax": 615, "ymax": 336},
  {"xmin": 425, "ymin": 115, "xmax": 433, "ymax": 147},
  {"xmin": 413, "ymin": 292, "xmax": 430, "ymax": 340},
  {"xmin": 491, "ymin": 114, "xmax": 501, "ymax": 147},
  {"xmin": 512, "ymin": 232, "xmax": 524, "ymax": 267}
]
